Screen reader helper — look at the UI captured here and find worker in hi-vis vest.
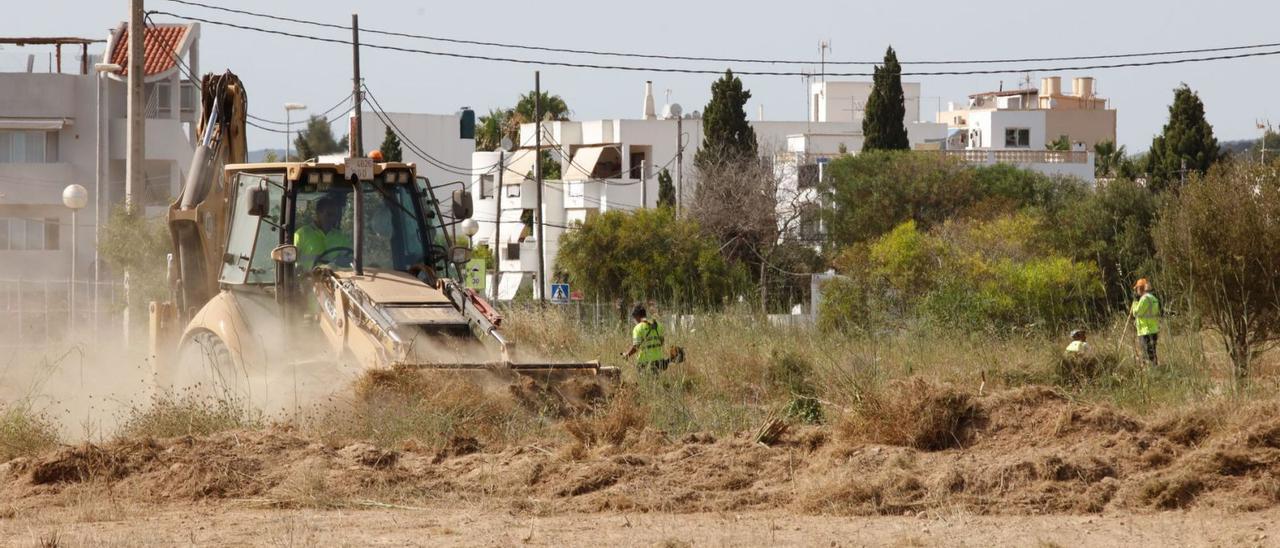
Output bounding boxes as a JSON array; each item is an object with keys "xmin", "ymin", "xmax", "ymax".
[
  {"xmin": 622, "ymin": 304, "xmax": 669, "ymax": 373},
  {"xmin": 1130, "ymin": 278, "xmax": 1160, "ymax": 366}
]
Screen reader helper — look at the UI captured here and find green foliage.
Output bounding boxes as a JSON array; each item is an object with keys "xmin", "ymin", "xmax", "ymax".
[
  {"xmin": 1146, "ymin": 84, "xmax": 1220, "ymax": 191},
  {"xmin": 766, "ymin": 350, "xmax": 823, "ymax": 424},
  {"xmin": 99, "ymin": 206, "xmax": 171, "ymax": 309},
  {"xmin": 822, "ymin": 215, "xmax": 1104, "ymax": 332},
  {"xmin": 475, "ymin": 108, "xmax": 508, "ymax": 152},
  {"xmin": 821, "ymin": 150, "xmax": 1082, "ymax": 247},
  {"xmin": 657, "ymin": 168, "xmax": 675, "ymax": 208},
  {"xmin": 292, "ymin": 115, "xmax": 347, "ymax": 160},
  {"xmin": 475, "ymin": 91, "xmax": 571, "ymax": 152},
  {"xmin": 1047, "ymin": 135, "xmax": 1071, "ymax": 151},
  {"xmin": 379, "ymin": 126, "xmax": 403, "ymax": 162},
  {"xmin": 556, "ymin": 208, "xmax": 748, "ymax": 307},
  {"xmin": 1093, "ymin": 139, "xmax": 1127, "ymax": 178},
  {"xmin": 1154, "ymin": 161, "xmax": 1280, "ymax": 378},
  {"xmin": 1049, "ymin": 178, "xmax": 1158, "ymax": 306},
  {"xmin": 862, "ymin": 46, "xmax": 909, "ymax": 151},
  {"xmin": 262, "ymin": 150, "xmax": 280, "ymax": 163},
  {"xmin": 697, "ymin": 70, "xmax": 758, "ymax": 166},
  {"xmin": 0, "ymin": 402, "xmax": 59, "ymax": 461}
]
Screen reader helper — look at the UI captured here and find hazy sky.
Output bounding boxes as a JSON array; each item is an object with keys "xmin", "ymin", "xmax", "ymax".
[{"xmin": 6, "ymin": 0, "xmax": 1279, "ymax": 153}]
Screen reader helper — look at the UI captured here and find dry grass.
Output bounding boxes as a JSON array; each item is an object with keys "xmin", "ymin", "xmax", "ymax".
[
  {"xmin": 0, "ymin": 401, "xmax": 60, "ymax": 461},
  {"xmin": 305, "ymin": 367, "xmax": 555, "ymax": 450},
  {"xmin": 115, "ymin": 393, "xmax": 262, "ymax": 439},
  {"xmin": 837, "ymin": 378, "xmax": 982, "ymax": 451}
]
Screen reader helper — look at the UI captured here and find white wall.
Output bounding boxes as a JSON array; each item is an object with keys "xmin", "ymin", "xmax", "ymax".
[
  {"xmin": 359, "ymin": 112, "xmax": 474, "ymax": 191},
  {"xmin": 810, "ymin": 81, "xmax": 923, "ymax": 124}
]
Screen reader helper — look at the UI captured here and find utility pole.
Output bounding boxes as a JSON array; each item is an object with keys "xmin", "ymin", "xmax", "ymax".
[
  {"xmin": 534, "ymin": 71, "xmax": 546, "ymax": 306},
  {"xmin": 350, "ymin": 14, "xmax": 363, "ymax": 158},
  {"xmin": 126, "ymin": 0, "xmax": 144, "ymax": 213},
  {"xmin": 350, "ymin": 13, "xmax": 364, "ymax": 276},
  {"xmin": 492, "ymin": 150, "xmax": 504, "ymax": 301},
  {"xmin": 675, "ymin": 115, "xmax": 683, "ymax": 215}
]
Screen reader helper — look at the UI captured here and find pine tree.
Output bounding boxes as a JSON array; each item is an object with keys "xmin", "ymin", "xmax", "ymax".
[
  {"xmin": 862, "ymin": 46, "xmax": 909, "ymax": 151},
  {"xmin": 696, "ymin": 69, "xmax": 758, "ymax": 167},
  {"xmin": 293, "ymin": 115, "xmax": 345, "ymax": 160},
  {"xmin": 657, "ymin": 168, "xmax": 675, "ymax": 208},
  {"xmin": 1146, "ymin": 84, "xmax": 1220, "ymax": 191},
  {"xmin": 380, "ymin": 126, "xmax": 403, "ymax": 162}
]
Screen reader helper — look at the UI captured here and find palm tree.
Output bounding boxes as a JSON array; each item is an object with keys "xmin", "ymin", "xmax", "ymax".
[
  {"xmin": 474, "ymin": 91, "xmax": 571, "ymax": 152},
  {"xmin": 475, "ymin": 108, "xmax": 510, "ymax": 152},
  {"xmin": 1094, "ymin": 139, "xmax": 1127, "ymax": 178}
]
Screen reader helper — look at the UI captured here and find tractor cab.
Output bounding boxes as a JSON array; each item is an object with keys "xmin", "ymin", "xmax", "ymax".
[{"xmin": 215, "ymin": 160, "xmax": 473, "ymax": 329}]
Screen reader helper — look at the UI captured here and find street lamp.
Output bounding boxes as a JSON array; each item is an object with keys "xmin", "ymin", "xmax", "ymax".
[
  {"xmin": 284, "ymin": 102, "xmax": 307, "ymax": 161},
  {"xmin": 63, "ymin": 184, "xmax": 88, "ymax": 330},
  {"xmin": 92, "ymin": 62, "xmax": 121, "ymax": 334},
  {"xmin": 460, "ymin": 218, "xmax": 480, "ymax": 248}
]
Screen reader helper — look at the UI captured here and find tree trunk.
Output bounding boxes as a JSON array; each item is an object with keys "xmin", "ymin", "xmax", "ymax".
[{"xmin": 1229, "ymin": 330, "xmax": 1250, "ymax": 379}]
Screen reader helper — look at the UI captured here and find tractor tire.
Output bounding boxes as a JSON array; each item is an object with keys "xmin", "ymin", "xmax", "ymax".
[{"xmin": 164, "ymin": 330, "xmax": 253, "ymax": 406}]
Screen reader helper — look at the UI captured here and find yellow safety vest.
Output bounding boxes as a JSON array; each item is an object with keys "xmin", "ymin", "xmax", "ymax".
[
  {"xmin": 295, "ymin": 224, "xmax": 352, "ymax": 267},
  {"xmin": 632, "ymin": 320, "xmax": 665, "ymax": 364},
  {"xmin": 1131, "ymin": 293, "xmax": 1160, "ymax": 336}
]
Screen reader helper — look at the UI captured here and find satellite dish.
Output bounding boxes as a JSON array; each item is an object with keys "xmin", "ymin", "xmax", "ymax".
[
  {"xmin": 500, "ymin": 136, "xmax": 513, "ymax": 152},
  {"xmin": 663, "ymin": 103, "xmax": 683, "ymax": 120}
]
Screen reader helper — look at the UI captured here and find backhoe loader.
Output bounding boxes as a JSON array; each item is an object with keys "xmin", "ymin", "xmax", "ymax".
[{"xmin": 149, "ymin": 72, "xmax": 615, "ymax": 408}]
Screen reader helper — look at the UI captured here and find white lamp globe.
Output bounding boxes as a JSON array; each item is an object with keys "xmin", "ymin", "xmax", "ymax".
[
  {"xmin": 62, "ymin": 184, "xmax": 88, "ymax": 210},
  {"xmin": 460, "ymin": 218, "xmax": 480, "ymax": 237}
]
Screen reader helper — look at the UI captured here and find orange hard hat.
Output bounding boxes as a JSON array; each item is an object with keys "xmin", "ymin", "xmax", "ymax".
[
  {"xmin": 1133, "ymin": 278, "xmax": 1150, "ymax": 291},
  {"xmin": 368, "ymin": 150, "xmax": 385, "ymax": 161}
]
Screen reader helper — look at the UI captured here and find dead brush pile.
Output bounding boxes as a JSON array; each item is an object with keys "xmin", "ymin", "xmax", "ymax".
[{"xmin": 9, "ymin": 376, "xmax": 1280, "ymax": 516}]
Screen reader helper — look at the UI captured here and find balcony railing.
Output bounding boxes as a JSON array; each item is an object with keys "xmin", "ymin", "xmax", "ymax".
[{"xmin": 939, "ymin": 149, "xmax": 1090, "ymax": 165}]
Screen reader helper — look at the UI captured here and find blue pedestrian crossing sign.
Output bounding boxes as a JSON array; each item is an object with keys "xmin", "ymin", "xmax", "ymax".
[{"xmin": 550, "ymin": 283, "xmax": 571, "ymax": 304}]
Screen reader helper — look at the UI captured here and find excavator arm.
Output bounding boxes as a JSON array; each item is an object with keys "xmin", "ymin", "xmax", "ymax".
[{"xmin": 150, "ymin": 71, "xmax": 247, "ymax": 364}]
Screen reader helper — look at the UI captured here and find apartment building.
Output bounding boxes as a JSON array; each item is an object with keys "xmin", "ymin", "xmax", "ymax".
[
  {"xmin": 935, "ymin": 75, "xmax": 1116, "ymax": 181},
  {"xmin": 0, "ymin": 24, "xmax": 199, "ymax": 341}
]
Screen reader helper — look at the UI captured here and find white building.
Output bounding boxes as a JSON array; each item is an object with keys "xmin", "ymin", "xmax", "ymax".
[
  {"xmin": 935, "ymin": 76, "xmax": 1117, "ymax": 182},
  {"xmin": 357, "ymin": 110, "xmax": 476, "ymax": 192},
  {"xmin": 469, "ymin": 81, "xmax": 949, "ymax": 299},
  {"xmin": 0, "ymin": 25, "xmax": 200, "ymax": 339}
]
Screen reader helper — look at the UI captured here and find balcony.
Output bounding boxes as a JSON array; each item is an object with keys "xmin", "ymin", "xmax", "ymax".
[{"xmin": 940, "ymin": 149, "xmax": 1090, "ymax": 164}]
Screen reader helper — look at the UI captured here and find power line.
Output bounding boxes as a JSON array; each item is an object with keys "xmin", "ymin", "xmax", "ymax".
[
  {"xmin": 158, "ymin": 0, "xmax": 1280, "ymax": 67},
  {"xmin": 150, "ymin": 10, "xmax": 1280, "ymax": 77},
  {"xmin": 246, "ymin": 93, "xmax": 354, "ymax": 126}
]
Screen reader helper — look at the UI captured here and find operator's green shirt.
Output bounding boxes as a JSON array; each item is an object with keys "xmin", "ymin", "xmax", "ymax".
[
  {"xmin": 632, "ymin": 320, "xmax": 665, "ymax": 365},
  {"xmin": 294, "ymin": 224, "xmax": 351, "ymax": 267},
  {"xmin": 1131, "ymin": 293, "xmax": 1160, "ymax": 336}
]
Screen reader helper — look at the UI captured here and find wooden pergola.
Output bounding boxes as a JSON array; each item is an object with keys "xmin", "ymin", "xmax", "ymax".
[{"xmin": 0, "ymin": 37, "xmax": 105, "ymax": 74}]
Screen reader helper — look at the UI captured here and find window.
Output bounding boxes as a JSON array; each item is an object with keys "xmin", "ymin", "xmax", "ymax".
[
  {"xmin": 505, "ymin": 183, "xmax": 521, "ymax": 198},
  {"xmin": 0, "ymin": 131, "xmax": 58, "ymax": 163},
  {"xmin": 1004, "ymin": 128, "xmax": 1031, "ymax": 148},
  {"xmin": 506, "ymin": 242, "xmax": 520, "ymax": 261},
  {"xmin": 567, "ymin": 181, "xmax": 584, "ymax": 199},
  {"xmin": 0, "ymin": 218, "xmax": 59, "ymax": 251},
  {"xmin": 157, "ymin": 81, "xmax": 172, "ymax": 112},
  {"xmin": 180, "ymin": 81, "xmax": 197, "ymax": 111},
  {"xmin": 479, "ymin": 174, "xmax": 494, "ymax": 199}
]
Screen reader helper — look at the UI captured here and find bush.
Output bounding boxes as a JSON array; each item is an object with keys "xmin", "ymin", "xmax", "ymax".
[
  {"xmin": 0, "ymin": 403, "xmax": 60, "ymax": 460},
  {"xmin": 557, "ymin": 207, "xmax": 749, "ymax": 307},
  {"xmin": 822, "ymin": 215, "xmax": 1104, "ymax": 332},
  {"xmin": 1154, "ymin": 161, "xmax": 1280, "ymax": 378},
  {"xmin": 99, "ymin": 207, "xmax": 172, "ymax": 309}
]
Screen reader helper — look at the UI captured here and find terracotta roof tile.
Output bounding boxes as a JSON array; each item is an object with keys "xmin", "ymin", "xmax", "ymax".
[{"xmin": 109, "ymin": 24, "xmax": 191, "ymax": 77}]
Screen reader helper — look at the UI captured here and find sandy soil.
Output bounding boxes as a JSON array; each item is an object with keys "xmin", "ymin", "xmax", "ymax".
[{"xmin": 1, "ymin": 504, "xmax": 1276, "ymax": 547}]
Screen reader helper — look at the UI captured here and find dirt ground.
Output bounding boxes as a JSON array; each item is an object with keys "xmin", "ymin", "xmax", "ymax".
[
  {"xmin": 2, "ymin": 504, "xmax": 1277, "ymax": 547},
  {"xmin": 8, "ymin": 379, "xmax": 1280, "ymax": 545}
]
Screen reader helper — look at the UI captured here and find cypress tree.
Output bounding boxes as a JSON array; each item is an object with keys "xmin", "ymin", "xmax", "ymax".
[
  {"xmin": 862, "ymin": 46, "xmax": 910, "ymax": 151},
  {"xmin": 657, "ymin": 168, "xmax": 675, "ymax": 208},
  {"xmin": 697, "ymin": 69, "xmax": 758, "ymax": 166},
  {"xmin": 1146, "ymin": 84, "xmax": 1220, "ymax": 191},
  {"xmin": 379, "ymin": 126, "xmax": 403, "ymax": 162}
]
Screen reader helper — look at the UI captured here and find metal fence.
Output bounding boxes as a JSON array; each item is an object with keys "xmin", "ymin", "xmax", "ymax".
[{"xmin": 0, "ymin": 279, "xmax": 126, "ymax": 349}]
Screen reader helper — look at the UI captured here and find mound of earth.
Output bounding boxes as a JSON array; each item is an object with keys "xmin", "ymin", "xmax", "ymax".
[{"xmin": 4, "ymin": 383, "xmax": 1280, "ymax": 516}]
